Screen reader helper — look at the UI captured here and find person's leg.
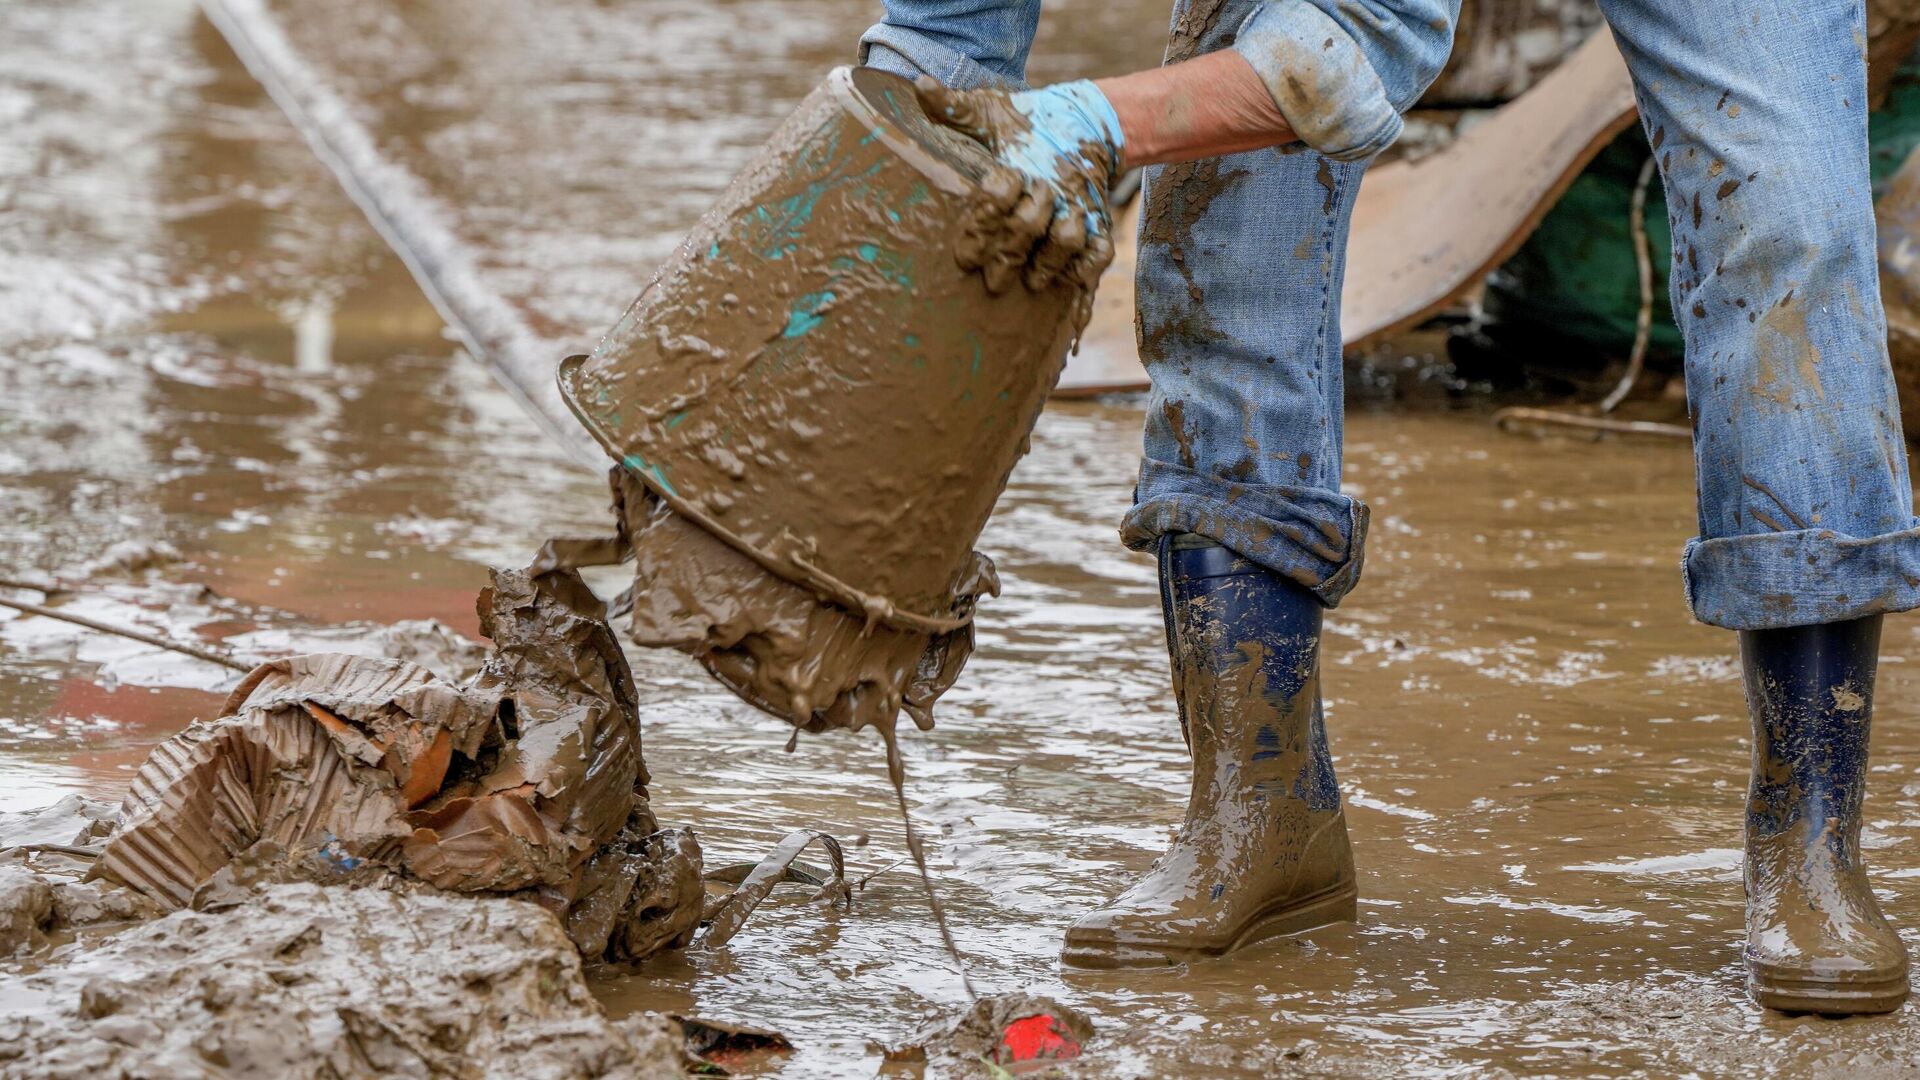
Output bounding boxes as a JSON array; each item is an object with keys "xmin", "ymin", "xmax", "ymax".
[
  {"xmin": 1122, "ymin": 0, "xmax": 1371, "ymax": 613},
  {"xmin": 1594, "ymin": 0, "xmax": 1915, "ymax": 1012},
  {"xmin": 1740, "ymin": 617, "xmax": 1906, "ymax": 1013},
  {"xmin": 1062, "ymin": 0, "xmax": 1372, "ymax": 967},
  {"xmin": 1061, "ymin": 534, "xmax": 1357, "ymax": 967},
  {"xmin": 857, "ymin": 0, "xmax": 1042, "ymax": 90}
]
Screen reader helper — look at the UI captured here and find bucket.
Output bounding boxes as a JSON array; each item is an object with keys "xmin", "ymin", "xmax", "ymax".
[{"xmin": 559, "ymin": 66, "xmax": 1088, "ymax": 637}]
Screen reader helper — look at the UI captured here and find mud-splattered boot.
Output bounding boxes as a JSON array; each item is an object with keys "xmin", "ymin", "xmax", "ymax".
[
  {"xmin": 1060, "ymin": 535, "xmax": 1356, "ymax": 968},
  {"xmin": 1741, "ymin": 615, "xmax": 1910, "ymax": 1014}
]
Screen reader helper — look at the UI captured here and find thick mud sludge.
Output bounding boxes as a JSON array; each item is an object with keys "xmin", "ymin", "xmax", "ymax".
[{"xmin": 0, "ymin": 884, "xmax": 690, "ymax": 1079}]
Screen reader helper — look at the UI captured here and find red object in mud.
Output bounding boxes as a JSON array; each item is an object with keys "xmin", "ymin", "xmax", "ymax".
[{"xmin": 998, "ymin": 1014, "xmax": 1081, "ymax": 1064}]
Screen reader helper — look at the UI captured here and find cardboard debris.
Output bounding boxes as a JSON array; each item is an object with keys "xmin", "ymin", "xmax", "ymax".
[
  {"xmin": 91, "ymin": 658, "xmax": 452, "ymax": 907},
  {"xmin": 402, "ymin": 566, "xmax": 655, "ymax": 892},
  {"xmin": 88, "ymin": 567, "xmax": 689, "ymax": 958}
]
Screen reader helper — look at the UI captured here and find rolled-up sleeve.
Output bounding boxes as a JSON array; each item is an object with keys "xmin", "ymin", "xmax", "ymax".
[
  {"xmin": 1232, "ymin": 0, "xmax": 1459, "ymax": 161},
  {"xmin": 858, "ymin": 0, "xmax": 1044, "ymax": 90}
]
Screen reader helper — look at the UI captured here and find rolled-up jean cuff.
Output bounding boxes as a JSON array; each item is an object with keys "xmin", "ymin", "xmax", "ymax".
[
  {"xmin": 1232, "ymin": 2, "xmax": 1402, "ymax": 161},
  {"xmin": 857, "ymin": 25, "xmax": 1026, "ymax": 90},
  {"xmin": 1122, "ymin": 460, "xmax": 1369, "ymax": 607},
  {"xmin": 1682, "ymin": 523, "xmax": 1920, "ymax": 630}
]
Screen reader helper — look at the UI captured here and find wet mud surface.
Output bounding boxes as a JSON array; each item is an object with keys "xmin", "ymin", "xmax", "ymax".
[
  {"xmin": 0, "ymin": 883, "xmax": 688, "ymax": 1079},
  {"xmin": 6, "ymin": 1, "xmax": 1920, "ymax": 1076}
]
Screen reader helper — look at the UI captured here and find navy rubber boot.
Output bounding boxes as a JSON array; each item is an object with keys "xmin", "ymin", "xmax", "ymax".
[
  {"xmin": 1740, "ymin": 615, "xmax": 1910, "ymax": 1014},
  {"xmin": 1060, "ymin": 535, "xmax": 1356, "ymax": 968}
]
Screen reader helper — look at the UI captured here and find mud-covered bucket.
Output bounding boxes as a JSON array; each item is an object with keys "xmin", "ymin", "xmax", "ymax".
[{"xmin": 559, "ymin": 66, "xmax": 1088, "ymax": 640}]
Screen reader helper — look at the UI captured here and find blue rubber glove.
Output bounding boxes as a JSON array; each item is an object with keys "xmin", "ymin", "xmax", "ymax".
[{"xmin": 913, "ymin": 77, "xmax": 1125, "ymax": 302}]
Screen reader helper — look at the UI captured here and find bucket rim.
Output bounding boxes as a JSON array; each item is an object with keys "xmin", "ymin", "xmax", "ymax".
[
  {"xmin": 555, "ymin": 353, "xmax": 978, "ymax": 635},
  {"xmin": 825, "ymin": 65, "xmax": 984, "ymax": 200}
]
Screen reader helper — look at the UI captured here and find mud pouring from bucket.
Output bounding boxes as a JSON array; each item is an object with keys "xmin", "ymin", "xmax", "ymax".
[{"xmin": 554, "ymin": 66, "xmax": 1095, "ymax": 744}]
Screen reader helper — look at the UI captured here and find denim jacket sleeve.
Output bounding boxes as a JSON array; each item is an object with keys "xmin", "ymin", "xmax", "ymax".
[
  {"xmin": 1232, "ymin": 0, "xmax": 1460, "ymax": 161},
  {"xmin": 858, "ymin": 0, "xmax": 1044, "ymax": 90}
]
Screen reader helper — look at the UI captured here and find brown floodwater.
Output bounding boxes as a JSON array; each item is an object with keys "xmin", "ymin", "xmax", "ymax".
[{"xmin": 5, "ymin": 1, "xmax": 1920, "ymax": 1076}]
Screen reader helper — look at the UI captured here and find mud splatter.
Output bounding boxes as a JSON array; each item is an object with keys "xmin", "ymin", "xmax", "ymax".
[
  {"xmin": 1752, "ymin": 287, "xmax": 1827, "ymax": 405},
  {"xmin": 1164, "ymin": 0, "xmax": 1234, "ymax": 65},
  {"xmin": 1138, "ymin": 158, "xmax": 1252, "ymax": 358},
  {"xmin": 1164, "ymin": 399, "xmax": 1199, "ymax": 469}
]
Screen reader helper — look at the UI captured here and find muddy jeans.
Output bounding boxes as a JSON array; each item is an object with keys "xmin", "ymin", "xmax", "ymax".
[{"xmin": 862, "ymin": 0, "xmax": 1920, "ymax": 630}]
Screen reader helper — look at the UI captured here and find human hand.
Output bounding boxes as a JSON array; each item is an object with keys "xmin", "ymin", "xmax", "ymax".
[{"xmin": 912, "ymin": 77, "xmax": 1123, "ymax": 299}]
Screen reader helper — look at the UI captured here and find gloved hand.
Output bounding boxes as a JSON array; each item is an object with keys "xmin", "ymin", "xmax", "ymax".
[{"xmin": 913, "ymin": 77, "xmax": 1124, "ymax": 299}]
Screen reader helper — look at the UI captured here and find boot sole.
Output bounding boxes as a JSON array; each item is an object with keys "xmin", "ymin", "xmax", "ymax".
[
  {"xmin": 1059, "ymin": 879, "xmax": 1358, "ymax": 970},
  {"xmin": 1749, "ymin": 967, "xmax": 1911, "ymax": 1016}
]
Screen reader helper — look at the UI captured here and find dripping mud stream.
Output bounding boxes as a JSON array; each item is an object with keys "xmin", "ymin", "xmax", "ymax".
[{"xmin": 6, "ymin": 0, "xmax": 1920, "ymax": 1076}]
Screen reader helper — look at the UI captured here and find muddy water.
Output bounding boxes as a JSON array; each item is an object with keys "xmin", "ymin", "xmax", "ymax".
[{"xmin": 6, "ymin": 1, "xmax": 1920, "ymax": 1076}]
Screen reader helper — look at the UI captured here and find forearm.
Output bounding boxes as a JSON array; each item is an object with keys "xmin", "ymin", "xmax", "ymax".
[{"xmin": 1095, "ymin": 51, "xmax": 1296, "ymax": 170}]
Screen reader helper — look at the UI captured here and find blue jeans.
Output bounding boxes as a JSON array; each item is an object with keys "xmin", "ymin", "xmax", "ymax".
[{"xmin": 863, "ymin": 0, "xmax": 1920, "ymax": 630}]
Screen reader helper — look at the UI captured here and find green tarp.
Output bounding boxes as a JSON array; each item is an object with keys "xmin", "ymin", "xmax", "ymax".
[{"xmin": 1483, "ymin": 62, "xmax": 1920, "ymax": 360}]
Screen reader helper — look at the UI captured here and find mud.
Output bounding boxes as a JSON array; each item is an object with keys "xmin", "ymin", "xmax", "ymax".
[
  {"xmin": 0, "ymin": 883, "xmax": 689, "ymax": 1079},
  {"xmin": 1164, "ymin": 0, "xmax": 1234, "ymax": 67},
  {"xmin": 611, "ymin": 471, "xmax": 975, "ymax": 735},
  {"xmin": 568, "ymin": 824, "xmax": 704, "ymax": 963},
  {"xmin": 8, "ymin": 0, "xmax": 1920, "ymax": 1075},
  {"xmin": 0, "ymin": 870, "xmax": 55, "ymax": 955}
]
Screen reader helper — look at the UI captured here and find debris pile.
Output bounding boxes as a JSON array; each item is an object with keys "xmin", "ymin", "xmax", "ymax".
[{"xmin": 82, "ymin": 565, "xmax": 702, "ymax": 965}]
